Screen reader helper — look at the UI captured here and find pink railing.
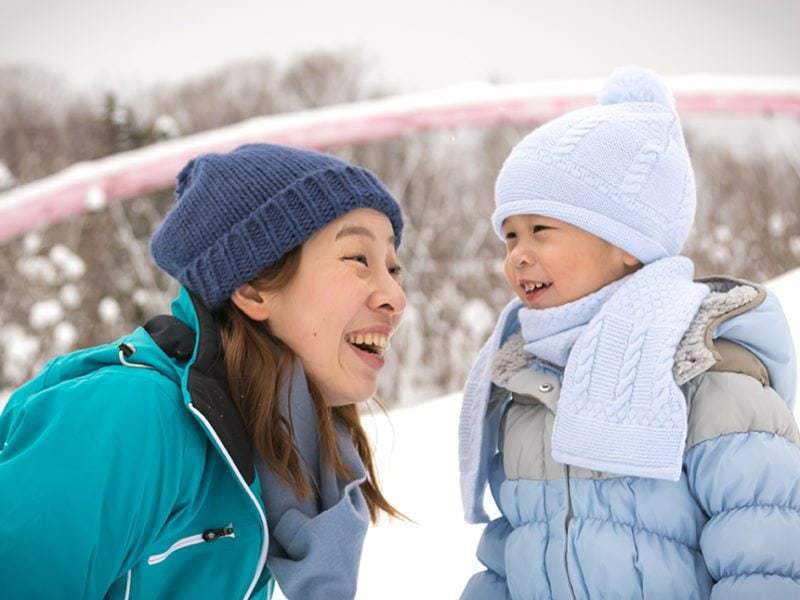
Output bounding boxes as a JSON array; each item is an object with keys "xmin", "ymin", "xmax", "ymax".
[{"xmin": 1, "ymin": 77, "xmax": 799, "ymax": 244}]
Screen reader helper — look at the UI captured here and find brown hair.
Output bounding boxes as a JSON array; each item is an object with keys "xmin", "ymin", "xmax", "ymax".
[{"xmin": 213, "ymin": 245, "xmax": 403, "ymax": 523}]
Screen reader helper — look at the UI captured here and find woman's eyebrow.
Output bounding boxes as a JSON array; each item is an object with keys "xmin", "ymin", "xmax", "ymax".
[{"xmin": 335, "ymin": 225, "xmax": 394, "ymax": 245}]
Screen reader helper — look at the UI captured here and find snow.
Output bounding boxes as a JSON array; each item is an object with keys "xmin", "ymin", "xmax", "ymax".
[
  {"xmin": 154, "ymin": 114, "xmax": 181, "ymax": 139},
  {"xmin": 16, "ymin": 255, "xmax": 58, "ymax": 285},
  {"xmin": 52, "ymin": 322, "xmax": 78, "ymax": 353},
  {"xmin": 768, "ymin": 212, "xmax": 786, "ymax": 237},
  {"xmin": 49, "ymin": 244, "xmax": 87, "ymax": 280},
  {"xmin": 791, "ymin": 237, "xmax": 800, "ymax": 260},
  {"xmin": 765, "ymin": 267, "xmax": 800, "ymax": 424},
  {"xmin": 0, "ymin": 161, "xmax": 15, "ymax": 192},
  {"xmin": 22, "ymin": 232, "xmax": 41, "ymax": 255},
  {"xmin": 29, "ymin": 299, "xmax": 64, "ymax": 330},
  {"xmin": 59, "ymin": 284, "xmax": 82, "ymax": 309},
  {"xmin": 0, "ymin": 325, "xmax": 41, "ymax": 382},
  {"xmin": 85, "ymin": 185, "xmax": 107, "ymax": 211},
  {"xmin": 98, "ymin": 297, "xmax": 121, "ymax": 323},
  {"xmin": 460, "ymin": 297, "xmax": 495, "ymax": 339}
]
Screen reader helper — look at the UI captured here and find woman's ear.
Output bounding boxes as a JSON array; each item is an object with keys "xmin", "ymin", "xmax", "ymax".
[{"xmin": 230, "ymin": 283, "xmax": 273, "ymax": 321}]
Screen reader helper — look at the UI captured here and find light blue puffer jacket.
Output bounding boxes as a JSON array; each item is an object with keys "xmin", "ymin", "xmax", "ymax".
[{"xmin": 462, "ymin": 278, "xmax": 800, "ymax": 599}]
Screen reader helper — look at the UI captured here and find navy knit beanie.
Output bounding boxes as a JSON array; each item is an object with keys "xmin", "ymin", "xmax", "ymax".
[{"xmin": 150, "ymin": 144, "xmax": 404, "ymax": 310}]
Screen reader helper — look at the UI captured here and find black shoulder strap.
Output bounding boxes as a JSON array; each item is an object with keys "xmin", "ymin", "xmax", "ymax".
[
  {"xmin": 143, "ymin": 307, "xmax": 255, "ymax": 485},
  {"xmin": 144, "ymin": 315, "xmax": 196, "ymax": 362}
]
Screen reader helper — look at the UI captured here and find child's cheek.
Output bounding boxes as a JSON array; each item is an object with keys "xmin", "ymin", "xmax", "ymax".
[{"xmin": 503, "ymin": 255, "xmax": 516, "ymax": 290}]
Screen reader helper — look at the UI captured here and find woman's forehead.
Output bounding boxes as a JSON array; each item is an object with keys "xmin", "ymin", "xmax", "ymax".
[{"xmin": 332, "ymin": 209, "xmax": 395, "ymax": 241}]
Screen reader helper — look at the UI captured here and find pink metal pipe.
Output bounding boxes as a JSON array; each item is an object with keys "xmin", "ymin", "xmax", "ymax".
[{"xmin": 1, "ymin": 77, "xmax": 799, "ymax": 244}]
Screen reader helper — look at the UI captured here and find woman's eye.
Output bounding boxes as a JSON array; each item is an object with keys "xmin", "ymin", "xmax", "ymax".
[{"xmin": 344, "ymin": 255, "xmax": 369, "ymax": 266}]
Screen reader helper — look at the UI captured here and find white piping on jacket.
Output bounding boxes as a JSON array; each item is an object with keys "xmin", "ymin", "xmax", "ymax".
[
  {"xmin": 147, "ymin": 527, "xmax": 235, "ymax": 565},
  {"xmin": 118, "ymin": 344, "xmax": 153, "ymax": 370},
  {"xmin": 188, "ymin": 405, "xmax": 270, "ymax": 600}
]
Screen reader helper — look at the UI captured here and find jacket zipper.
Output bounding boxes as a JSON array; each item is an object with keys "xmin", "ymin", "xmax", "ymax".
[
  {"xmin": 564, "ymin": 465, "xmax": 577, "ymax": 600},
  {"xmin": 188, "ymin": 405, "xmax": 270, "ymax": 600},
  {"xmin": 147, "ymin": 525, "xmax": 235, "ymax": 565}
]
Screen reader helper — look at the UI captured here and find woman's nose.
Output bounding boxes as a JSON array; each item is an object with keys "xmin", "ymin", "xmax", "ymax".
[{"xmin": 370, "ymin": 270, "xmax": 406, "ymax": 316}]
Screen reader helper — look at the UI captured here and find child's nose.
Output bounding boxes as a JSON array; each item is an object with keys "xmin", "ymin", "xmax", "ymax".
[{"xmin": 511, "ymin": 245, "xmax": 536, "ymax": 268}]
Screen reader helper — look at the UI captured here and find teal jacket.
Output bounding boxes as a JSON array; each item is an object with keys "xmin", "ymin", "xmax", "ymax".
[{"xmin": 0, "ymin": 289, "xmax": 273, "ymax": 599}]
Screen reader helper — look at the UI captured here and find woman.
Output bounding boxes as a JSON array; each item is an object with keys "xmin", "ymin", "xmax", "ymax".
[{"xmin": 0, "ymin": 144, "xmax": 406, "ymax": 599}]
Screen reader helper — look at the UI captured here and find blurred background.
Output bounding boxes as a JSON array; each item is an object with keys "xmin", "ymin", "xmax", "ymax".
[
  {"xmin": 2, "ymin": 0, "xmax": 799, "ymax": 407},
  {"xmin": 2, "ymin": 1, "xmax": 800, "ymax": 597}
]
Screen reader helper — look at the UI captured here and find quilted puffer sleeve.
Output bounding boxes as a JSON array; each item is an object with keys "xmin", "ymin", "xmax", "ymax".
[
  {"xmin": 461, "ymin": 517, "xmax": 514, "ymax": 600},
  {"xmin": 684, "ymin": 371, "xmax": 800, "ymax": 599}
]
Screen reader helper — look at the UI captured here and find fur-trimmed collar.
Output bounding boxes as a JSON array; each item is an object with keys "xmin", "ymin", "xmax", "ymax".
[{"xmin": 490, "ymin": 279, "xmax": 765, "ymax": 391}]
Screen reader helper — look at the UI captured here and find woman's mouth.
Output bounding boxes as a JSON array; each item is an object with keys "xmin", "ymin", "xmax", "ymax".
[{"xmin": 345, "ymin": 332, "xmax": 389, "ymax": 370}]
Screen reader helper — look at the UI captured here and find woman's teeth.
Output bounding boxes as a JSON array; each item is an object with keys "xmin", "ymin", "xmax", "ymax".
[{"xmin": 345, "ymin": 333, "xmax": 389, "ymax": 355}]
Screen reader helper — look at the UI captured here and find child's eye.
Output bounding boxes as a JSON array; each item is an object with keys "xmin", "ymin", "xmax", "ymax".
[
  {"xmin": 532, "ymin": 225, "xmax": 550, "ymax": 234},
  {"xmin": 504, "ymin": 231, "xmax": 517, "ymax": 241},
  {"xmin": 389, "ymin": 264, "xmax": 403, "ymax": 279},
  {"xmin": 344, "ymin": 255, "xmax": 369, "ymax": 267}
]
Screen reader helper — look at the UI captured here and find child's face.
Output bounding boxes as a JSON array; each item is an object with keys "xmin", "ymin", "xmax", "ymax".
[{"xmin": 502, "ymin": 214, "xmax": 640, "ymax": 309}]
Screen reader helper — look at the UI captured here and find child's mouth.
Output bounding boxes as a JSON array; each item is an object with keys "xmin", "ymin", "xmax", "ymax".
[{"xmin": 522, "ymin": 281, "xmax": 552, "ymax": 303}]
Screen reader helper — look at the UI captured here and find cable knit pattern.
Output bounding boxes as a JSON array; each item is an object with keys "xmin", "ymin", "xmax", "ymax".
[
  {"xmin": 492, "ymin": 67, "xmax": 695, "ymax": 264},
  {"xmin": 551, "ymin": 257, "xmax": 709, "ymax": 479},
  {"xmin": 518, "ymin": 275, "xmax": 624, "ymax": 368}
]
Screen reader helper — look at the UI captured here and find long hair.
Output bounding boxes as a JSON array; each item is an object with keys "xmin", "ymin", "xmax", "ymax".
[{"xmin": 213, "ymin": 246, "xmax": 403, "ymax": 522}]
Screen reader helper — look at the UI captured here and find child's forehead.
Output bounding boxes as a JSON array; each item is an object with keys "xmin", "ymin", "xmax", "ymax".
[{"xmin": 502, "ymin": 214, "xmax": 564, "ymax": 227}]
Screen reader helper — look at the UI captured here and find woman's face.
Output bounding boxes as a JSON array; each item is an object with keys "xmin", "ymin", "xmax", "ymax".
[
  {"xmin": 263, "ymin": 208, "xmax": 405, "ymax": 406},
  {"xmin": 502, "ymin": 214, "xmax": 639, "ymax": 309}
]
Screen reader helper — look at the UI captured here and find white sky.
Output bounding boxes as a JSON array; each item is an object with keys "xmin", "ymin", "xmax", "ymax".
[{"xmin": 2, "ymin": 0, "xmax": 799, "ymax": 94}]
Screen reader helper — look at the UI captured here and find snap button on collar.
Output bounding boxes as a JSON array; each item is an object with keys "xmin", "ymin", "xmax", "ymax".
[{"xmin": 538, "ymin": 383, "xmax": 554, "ymax": 393}]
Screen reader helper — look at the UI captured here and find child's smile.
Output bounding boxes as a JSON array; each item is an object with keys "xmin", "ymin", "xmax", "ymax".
[{"xmin": 519, "ymin": 279, "xmax": 553, "ymax": 304}]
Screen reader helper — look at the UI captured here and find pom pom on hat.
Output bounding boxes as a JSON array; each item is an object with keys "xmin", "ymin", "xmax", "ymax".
[{"xmin": 597, "ymin": 66, "xmax": 675, "ymax": 109}]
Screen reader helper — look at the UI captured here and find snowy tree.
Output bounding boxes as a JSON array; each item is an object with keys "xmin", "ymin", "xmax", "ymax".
[{"xmin": 0, "ymin": 161, "xmax": 15, "ymax": 191}]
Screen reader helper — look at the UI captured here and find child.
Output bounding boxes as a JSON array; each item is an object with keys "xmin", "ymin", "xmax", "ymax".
[{"xmin": 459, "ymin": 67, "xmax": 800, "ymax": 599}]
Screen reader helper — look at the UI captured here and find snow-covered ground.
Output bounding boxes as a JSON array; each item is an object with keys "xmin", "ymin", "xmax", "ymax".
[{"xmin": 766, "ymin": 268, "xmax": 800, "ymax": 424}]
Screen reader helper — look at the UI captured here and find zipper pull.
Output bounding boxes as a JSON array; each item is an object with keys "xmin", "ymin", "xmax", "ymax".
[{"xmin": 202, "ymin": 525, "xmax": 235, "ymax": 542}]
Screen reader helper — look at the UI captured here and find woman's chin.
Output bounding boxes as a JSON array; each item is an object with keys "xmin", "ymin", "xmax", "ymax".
[{"xmin": 322, "ymin": 377, "xmax": 377, "ymax": 407}]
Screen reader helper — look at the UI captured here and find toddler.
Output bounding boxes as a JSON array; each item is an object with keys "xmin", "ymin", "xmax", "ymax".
[{"xmin": 459, "ymin": 67, "xmax": 800, "ymax": 599}]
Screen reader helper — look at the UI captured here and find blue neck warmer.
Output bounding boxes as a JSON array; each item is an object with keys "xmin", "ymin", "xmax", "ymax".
[
  {"xmin": 257, "ymin": 359, "xmax": 370, "ymax": 599},
  {"xmin": 519, "ymin": 276, "xmax": 627, "ymax": 369}
]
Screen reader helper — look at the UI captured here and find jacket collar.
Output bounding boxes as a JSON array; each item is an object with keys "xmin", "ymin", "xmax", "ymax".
[{"xmin": 147, "ymin": 288, "xmax": 255, "ymax": 485}]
